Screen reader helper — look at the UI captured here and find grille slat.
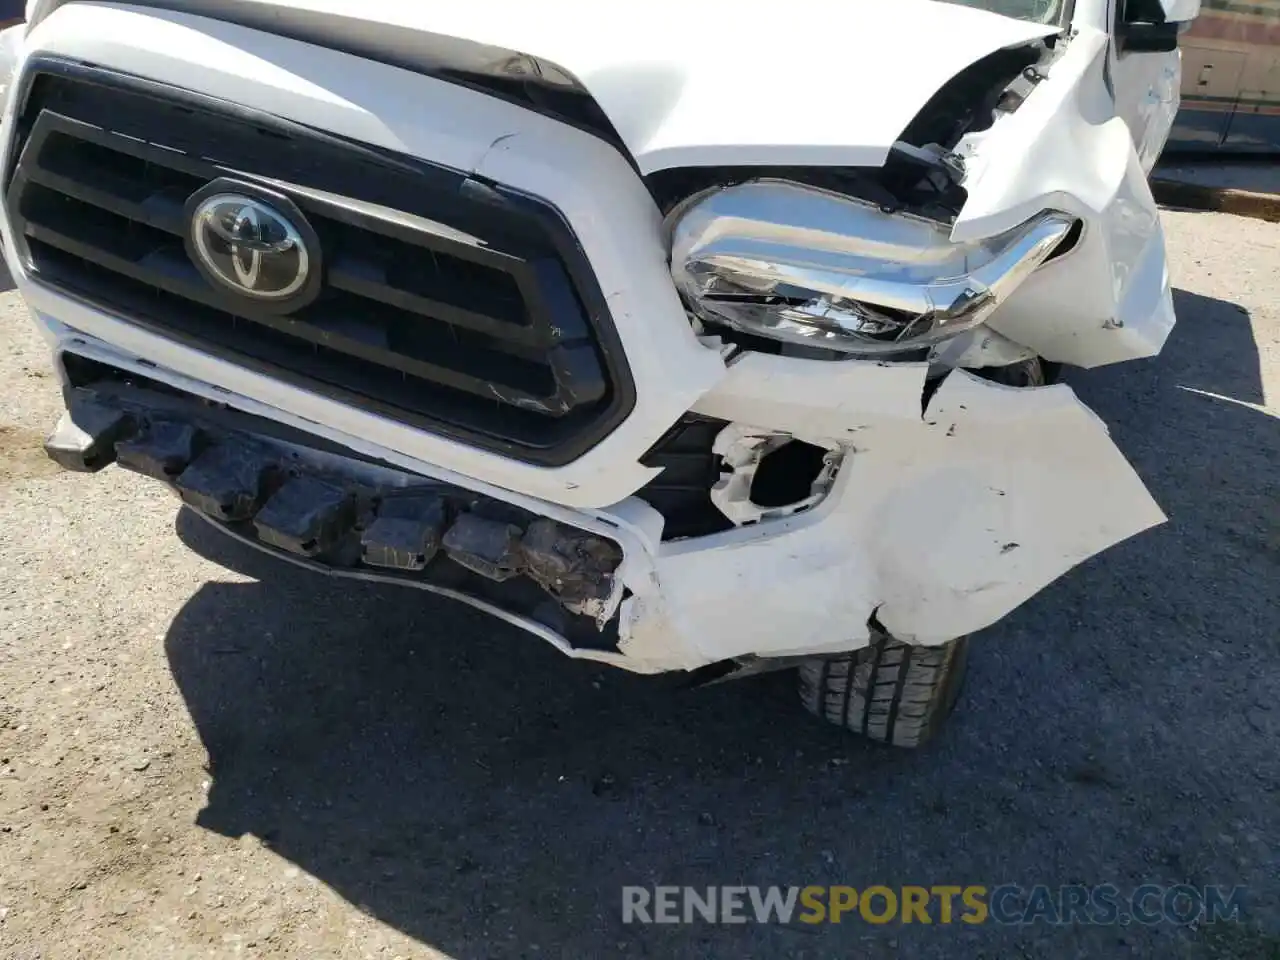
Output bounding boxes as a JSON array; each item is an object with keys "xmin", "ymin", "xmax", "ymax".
[
  {"xmin": 327, "ymin": 254, "xmax": 554, "ymax": 348},
  {"xmin": 6, "ymin": 58, "xmax": 634, "ymax": 464},
  {"xmin": 19, "ymin": 201, "xmax": 208, "ymax": 295},
  {"xmin": 26, "ymin": 162, "xmax": 191, "ymax": 236}
]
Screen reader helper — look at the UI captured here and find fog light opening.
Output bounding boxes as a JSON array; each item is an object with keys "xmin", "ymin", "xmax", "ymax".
[
  {"xmin": 750, "ymin": 440, "xmax": 830, "ymax": 508},
  {"xmin": 711, "ymin": 426, "xmax": 843, "ymax": 527}
]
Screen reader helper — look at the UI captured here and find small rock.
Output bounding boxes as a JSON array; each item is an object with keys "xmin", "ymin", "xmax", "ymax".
[
  {"xmin": 131, "ymin": 758, "xmax": 151, "ymax": 772},
  {"xmin": 697, "ymin": 812, "xmax": 716, "ymax": 827},
  {"xmin": 455, "ymin": 857, "xmax": 478, "ymax": 876},
  {"xmin": 193, "ymin": 873, "xmax": 202, "ymax": 882},
  {"xmin": 1246, "ymin": 709, "xmax": 1269, "ymax": 733}
]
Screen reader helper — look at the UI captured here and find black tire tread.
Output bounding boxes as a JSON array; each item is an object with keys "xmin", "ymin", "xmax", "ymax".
[{"xmin": 797, "ymin": 632, "xmax": 969, "ymax": 748}]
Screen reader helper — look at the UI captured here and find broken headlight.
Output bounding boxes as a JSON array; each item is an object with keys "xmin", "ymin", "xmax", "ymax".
[{"xmin": 668, "ymin": 179, "xmax": 1075, "ymax": 356}]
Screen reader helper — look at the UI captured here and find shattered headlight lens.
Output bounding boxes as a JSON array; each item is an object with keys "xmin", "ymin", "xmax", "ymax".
[{"xmin": 668, "ymin": 179, "xmax": 1075, "ymax": 356}]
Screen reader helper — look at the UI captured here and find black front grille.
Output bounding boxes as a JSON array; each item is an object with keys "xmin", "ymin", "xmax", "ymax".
[{"xmin": 5, "ymin": 58, "xmax": 635, "ymax": 465}]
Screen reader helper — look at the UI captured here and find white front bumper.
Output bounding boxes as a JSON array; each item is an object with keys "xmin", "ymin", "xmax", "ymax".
[{"xmin": 3, "ymin": 4, "xmax": 1168, "ymax": 673}]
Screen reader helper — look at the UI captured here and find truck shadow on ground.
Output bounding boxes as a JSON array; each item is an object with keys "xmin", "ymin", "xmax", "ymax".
[{"xmin": 167, "ymin": 287, "xmax": 1279, "ymax": 959}]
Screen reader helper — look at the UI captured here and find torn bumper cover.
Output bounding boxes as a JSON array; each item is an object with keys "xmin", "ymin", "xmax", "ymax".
[{"xmin": 45, "ymin": 357, "xmax": 1165, "ymax": 675}]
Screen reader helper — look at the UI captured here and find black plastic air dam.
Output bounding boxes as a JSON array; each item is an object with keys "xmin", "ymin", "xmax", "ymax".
[{"xmin": 44, "ymin": 371, "xmax": 625, "ymax": 651}]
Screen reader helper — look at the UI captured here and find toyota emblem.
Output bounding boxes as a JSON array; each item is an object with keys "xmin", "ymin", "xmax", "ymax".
[{"xmin": 188, "ymin": 190, "xmax": 313, "ymax": 303}]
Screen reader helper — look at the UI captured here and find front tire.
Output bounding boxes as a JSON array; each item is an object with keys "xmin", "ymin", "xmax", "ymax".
[{"xmin": 798, "ymin": 631, "xmax": 969, "ymax": 748}]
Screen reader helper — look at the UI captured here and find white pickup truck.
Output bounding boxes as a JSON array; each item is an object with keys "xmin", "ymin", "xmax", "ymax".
[{"xmin": 1, "ymin": 0, "xmax": 1198, "ymax": 746}]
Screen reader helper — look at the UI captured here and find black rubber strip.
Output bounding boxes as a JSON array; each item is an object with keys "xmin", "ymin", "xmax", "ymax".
[
  {"xmin": 884, "ymin": 643, "xmax": 915, "ymax": 746},
  {"xmin": 839, "ymin": 650, "xmax": 857, "ymax": 732},
  {"xmin": 859, "ymin": 635, "xmax": 886, "ymax": 737}
]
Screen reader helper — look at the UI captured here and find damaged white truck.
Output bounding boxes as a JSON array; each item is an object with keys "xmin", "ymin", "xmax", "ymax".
[{"xmin": 1, "ymin": 0, "xmax": 1198, "ymax": 746}]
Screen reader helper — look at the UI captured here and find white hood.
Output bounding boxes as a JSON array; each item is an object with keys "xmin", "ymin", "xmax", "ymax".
[{"xmin": 28, "ymin": 0, "xmax": 1058, "ymax": 172}]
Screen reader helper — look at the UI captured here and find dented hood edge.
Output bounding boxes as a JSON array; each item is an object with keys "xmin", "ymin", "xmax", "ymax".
[{"xmin": 28, "ymin": 0, "xmax": 1058, "ymax": 172}]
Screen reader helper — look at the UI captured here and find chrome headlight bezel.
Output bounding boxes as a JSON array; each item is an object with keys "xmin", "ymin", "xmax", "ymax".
[{"xmin": 668, "ymin": 178, "xmax": 1075, "ymax": 357}]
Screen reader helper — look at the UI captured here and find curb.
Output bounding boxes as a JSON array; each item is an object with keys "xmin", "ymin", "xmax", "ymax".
[{"xmin": 1150, "ymin": 178, "xmax": 1280, "ymax": 223}]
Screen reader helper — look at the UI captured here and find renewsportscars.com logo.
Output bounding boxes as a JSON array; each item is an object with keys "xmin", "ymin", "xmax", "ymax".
[{"xmin": 621, "ymin": 885, "xmax": 1247, "ymax": 926}]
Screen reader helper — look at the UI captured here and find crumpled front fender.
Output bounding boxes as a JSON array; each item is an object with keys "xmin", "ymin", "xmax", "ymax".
[
  {"xmin": 863, "ymin": 369, "xmax": 1166, "ymax": 644},
  {"xmin": 954, "ymin": 27, "xmax": 1176, "ymax": 369},
  {"xmin": 625, "ymin": 358, "xmax": 1166, "ymax": 664}
]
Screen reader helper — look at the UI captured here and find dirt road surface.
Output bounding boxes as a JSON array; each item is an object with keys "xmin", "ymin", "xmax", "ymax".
[{"xmin": 1, "ymin": 210, "xmax": 1277, "ymax": 959}]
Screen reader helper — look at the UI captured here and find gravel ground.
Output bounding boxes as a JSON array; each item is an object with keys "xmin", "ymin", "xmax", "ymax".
[{"xmin": 0, "ymin": 209, "xmax": 1277, "ymax": 959}]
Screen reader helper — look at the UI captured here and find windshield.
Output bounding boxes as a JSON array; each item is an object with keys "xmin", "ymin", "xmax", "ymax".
[{"xmin": 934, "ymin": 0, "xmax": 1064, "ymax": 24}]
